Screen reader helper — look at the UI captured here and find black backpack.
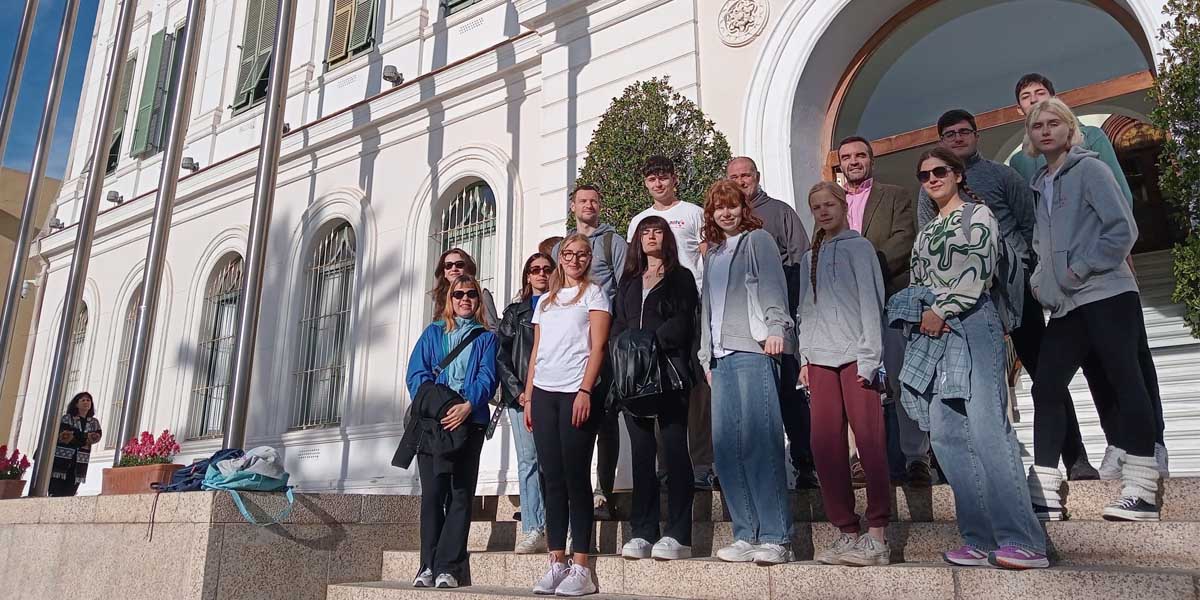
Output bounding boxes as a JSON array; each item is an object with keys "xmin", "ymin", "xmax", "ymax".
[{"xmin": 152, "ymin": 448, "xmax": 244, "ymax": 492}]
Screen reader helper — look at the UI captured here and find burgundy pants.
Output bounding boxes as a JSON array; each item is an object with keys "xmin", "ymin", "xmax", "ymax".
[{"xmin": 809, "ymin": 363, "xmax": 890, "ymax": 533}]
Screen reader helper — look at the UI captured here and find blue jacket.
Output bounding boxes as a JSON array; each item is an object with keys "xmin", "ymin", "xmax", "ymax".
[
  {"xmin": 886, "ymin": 286, "xmax": 971, "ymax": 431},
  {"xmin": 405, "ymin": 323, "xmax": 499, "ymax": 425}
]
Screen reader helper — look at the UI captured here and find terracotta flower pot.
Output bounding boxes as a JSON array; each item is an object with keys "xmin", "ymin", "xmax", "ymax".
[
  {"xmin": 101, "ymin": 463, "xmax": 184, "ymax": 495},
  {"xmin": 0, "ymin": 479, "xmax": 25, "ymax": 499}
]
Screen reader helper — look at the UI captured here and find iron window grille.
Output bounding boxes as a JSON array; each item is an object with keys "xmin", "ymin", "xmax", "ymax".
[
  {"xmin": 106, "ymin": 291, "xmax": 141, "ymax": 448},
  {"xmin": 186, "ymin": 256, "xmax": 244, "ymax": 439},
  {"xmin": 432, "ymin": 181, "xmax": 497, "ymax": 293}
]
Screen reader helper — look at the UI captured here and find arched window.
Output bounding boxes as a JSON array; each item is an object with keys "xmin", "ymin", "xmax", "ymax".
[
  {"xmin": 433, "ymin": 181, "xmax": 497, "ymax": 291},
  {"xmin": 61, "ymin": 303, "xmax": 89, "ymax": 407},
  {"xmin": 187, "ymin": 255, "xmax": 244, "ymax": 439},
  {"xmin": 106, "ymin": 289, "xmax": 141, "ymax": 448},
  {"xmin": 291, "ymin": 222, "xmax": 356, "ymax": 429}
]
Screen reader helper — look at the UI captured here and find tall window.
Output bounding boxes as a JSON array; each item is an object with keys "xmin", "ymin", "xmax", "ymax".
[
  {"xmin": 443, "ymin": 0, "xmax": 483, "ymax": 16},
  {"xmin": 232, "ymin": 0, "xmax": 281, "ymax": 112},
  {"xmin": 327, "ymin": 0, "xmax": 376, "ymax": 68},
  {"xmin": 187, "ymin": 256, "xmax": 244, "ymax": 439},
  {"xmin": 106, "ymin": 290, "xmax": 141, "ymax": 448},
  {"xmin": 433, "ymin": 181, "xmax": 496, "ymax": 291},
  {"xmin": 291, "ymin": 223, "xmax": 356, "ymax": 429},
  {"xmin": 61, "ymin": 304, "xmax": 89, "ymax": 407},
  {"xmin": 107, "ymin": 55, "xmax": 137, "ymax": 174},
  {"xmin": 131, "ymin": 23, "xmax": 188, "ymax": 158}
]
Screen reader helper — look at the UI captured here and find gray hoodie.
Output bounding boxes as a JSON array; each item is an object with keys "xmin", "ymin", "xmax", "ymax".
[
  {"xmin": 554, "ymin": 223, "xmax": 628, "ymax": 303},
  {"xmin": 698, "ymin": 229, "xmax": 796, "ymax": 371},
  {"xmin": 1029, "ymin": 145, "xmax": 1139, "ymax": 319},
  {"xmin": 796, "ymin": 229, "xmax": 885, "ymax": 381}
]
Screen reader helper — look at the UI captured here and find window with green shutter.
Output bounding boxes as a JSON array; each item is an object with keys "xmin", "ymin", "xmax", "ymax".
[
  {"xmin": 327, "ymin": 0, "xmax": 375, "ymax": 69},
  {"xmin": 130, "ymin": 31, "xmax": 165, "ymax": 157},
  {"xmin": 443, "ymin": 0, "xmax": 483, "ymax": 16},
  {"xmin": 232, "ymin": 0, "xmax": 280, "ymax": 113},
  {"xmin": 106, "ymin": 56, "xmax": 137, "ymax": 174}
]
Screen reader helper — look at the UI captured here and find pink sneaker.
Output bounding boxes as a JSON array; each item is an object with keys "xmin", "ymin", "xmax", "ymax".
[
  {"xmin": 988, "ymin": 546, "xmax": 1049, "ymax": 570},
  {"xmin": 942, "ymin": 545, "xmax": 989, "ymax": 566}
]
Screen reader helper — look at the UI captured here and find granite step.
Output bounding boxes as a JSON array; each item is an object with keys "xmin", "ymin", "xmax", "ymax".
[
  {"xmin": 470, "ymin": 477, "xmax": 1200, "ymax": 523},
  {"xmin": 429, "ymin": 519, "xmax": 1200, "ymax": 569},
  {"xmin": 367, "ymin": 551, "xmax": 1200, "ymax": 600}
]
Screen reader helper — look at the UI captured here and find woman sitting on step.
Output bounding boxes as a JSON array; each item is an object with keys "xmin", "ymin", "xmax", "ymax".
[{"xmin": 405, "ymin": 275, "xmax": 499, "ymax": 589}]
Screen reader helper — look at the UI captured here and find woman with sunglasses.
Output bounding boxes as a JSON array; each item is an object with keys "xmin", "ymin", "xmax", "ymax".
[
  {"xmin": 497, "ymin": 252, "xmax": 555, "ymax": 555},
  {"xmin": 523, "ymin": 233, "xmax": 610, "ymax": 596},
  {"xmin": 611, "ymin": 215, "xmax": 698, "ymax": 561},
  {"xmin": 431, "ymin": 248, "xmax": 499, "ymax": 328},
  {"xmin": 899, "ymin": 147, "xmax": 1046, "ymax": 569},
  {"xmin": 406, "ymin": 275, "xmax": 499, "ymax": 589}
]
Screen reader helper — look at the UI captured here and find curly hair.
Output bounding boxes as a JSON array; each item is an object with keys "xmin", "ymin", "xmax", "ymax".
[{"xmin": 702, "ymin": 180, "xmax": 763, "ymax": 246}]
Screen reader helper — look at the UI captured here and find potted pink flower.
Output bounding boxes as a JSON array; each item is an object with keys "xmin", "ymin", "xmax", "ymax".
[
  {"xmin": 101, "ymin": 430, "xmax": 184, "ymax": 495},
  {"xmin": 0, "ymin": 446, "xmax": 31, "ymax": 499}
]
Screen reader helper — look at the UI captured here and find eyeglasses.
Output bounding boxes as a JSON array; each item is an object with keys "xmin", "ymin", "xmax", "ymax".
[
  {"xmin": 451, "ymin": 289, "xmax": 480, "ymax": 300},
  {"xmin": 528, "ymin": 265, "xmax": 554, "ymax": 275},
  {"xmin": 940, "ymin": 128, "xmax": 976, "ymax": 141},
  {"xmin": 917, "ymin": 166, "xmax": 954, "ymax": 183},
  {"xmin": 443, "ymin": 260, "xmax": 467, "ymax": 270},
  {"xmin": 560, "ymin": 250, "xmax": 592, "ymax": 263}
]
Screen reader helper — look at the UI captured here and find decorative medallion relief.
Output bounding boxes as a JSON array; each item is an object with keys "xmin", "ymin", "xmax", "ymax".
[{"xmin": 718, "ymin": 0, "xmax": 770, "ymax": 48}]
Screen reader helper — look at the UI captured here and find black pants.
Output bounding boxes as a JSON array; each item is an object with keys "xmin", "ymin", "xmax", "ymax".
[
  {"xmin": 595, "ymin": 408, "xmax": 619, "ymax": 500},
  {"xmin": 1089, "ymin": 302, "xmax": 1166, "ymax": 445},
  {"xmin": 779, "ymin": 354, "xmax": 814, "ymax": 473},
  {"xmin": 1033, "ymin": 292, "xmax": 1156, "ymax": 467},
  {"xmin": 417, "ymin": 426, "xmax": 486, "ymax": 581},
  {"xmin": 625, "ymin": 391, "xmax": 693, "ymax": 545},
  {"xmin": 48, "ymin": 476, "xmax": 79, "ymax": 497},
  {"xmin": 532, "ymin": 387, "xmax": 599, "ymax": 555}
]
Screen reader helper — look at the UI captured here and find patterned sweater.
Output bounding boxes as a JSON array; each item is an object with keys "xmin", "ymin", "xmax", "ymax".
[{"xmin": 910, "ymin": 203, "xmax": 1000, "ymax": 319}]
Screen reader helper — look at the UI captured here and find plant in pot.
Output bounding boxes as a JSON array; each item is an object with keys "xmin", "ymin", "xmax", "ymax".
[
  {"xmin": 0, "ymin": 446, "xmax": 32, "ymax": 499},
  {"xmin": 101, "ymin": 430, "xmax": 183, "ymax": 495}
]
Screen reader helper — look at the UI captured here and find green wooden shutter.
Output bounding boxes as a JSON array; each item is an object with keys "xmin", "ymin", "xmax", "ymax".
[
  {"xmin": 252, "ymin": 0, "xmax": 280, "ymax": 102},
  {"xmin": 130, "ymin": 31, "xmax": 165, "ymax": 157},
  {"xmin": 443, "ymin": 0, "xmax": 479, "ymax": 16},
  {"xmin": 327, "ymin": 0, "xmax": 353, "ymax": 65},
  {"xmin": 348, "ymin": 0, "xmax": 375, "ymax": 53},
  {"xmin": 145, "ymin": 31, "xmax": 176, "ymax": 154},
  {"xmin": 233, "ymin": 0, "xmax": 264, "ymax": 109},
  {"xmin": 107, "ymin": 56, "xmax": 137, "ymax": 173}
]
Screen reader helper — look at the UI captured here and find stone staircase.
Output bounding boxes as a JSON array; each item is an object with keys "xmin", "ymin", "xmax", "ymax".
[{"xmin": 326, "ymin": 479, "xmax": 1200, "ymax": 599}]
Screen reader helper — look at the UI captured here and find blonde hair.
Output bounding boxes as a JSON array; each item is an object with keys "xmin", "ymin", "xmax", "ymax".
[
  {"xmin": 1023, "ymin": 97, "xmax": 1085, "ymax": 157},
  {"xmin": 807, "ymin": 182, "xmax": 849, "ymax": 303},
  {"xmin": 442, "ymin": 275, "xmax": 490, "ymax": 331},
  {"xmin": 542, "ymin": 233, "xmax": 593, "ymax": 310}
]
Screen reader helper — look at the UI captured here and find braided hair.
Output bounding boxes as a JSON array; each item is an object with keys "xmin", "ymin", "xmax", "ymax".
[{"xmin": 807, "ymin": 181, "xmax": 848, "ymax": 303}]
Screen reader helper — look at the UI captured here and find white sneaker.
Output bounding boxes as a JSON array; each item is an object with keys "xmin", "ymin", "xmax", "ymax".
[
  {"xmin": 533, "ymin": 561, "xmax": 569, "ymax": 595},
  {"xmin": 1156, "ymin": 443, "xmax": 1170, "ymax": 479},
  {"xmin": 815, "ymin": 533, "xmax": 857, "ymax": 565},
  {"xmin": 555, "ymin": 562, "xmax": 597, "ymax": 597},
  {"xmin": 621, "ymin": 537, "xmax": 652, "ymax": 559},
  {"xmin": 716, "ymin": 540, "xmax": 759, "ymax": 562},
  {"xmin": 434, "ymin": 573, "xmax": 458, "ymax": 589},
  {"xmin": 516, "ymin": 529, "xmax": 548, "ymax": 554},
  {"xmin": 651, "ymin": 536, "xmax": 692, "ymax": 560},
  {"xmin": 752, "ymin": 543, "xmax": 793, "ymax": 565},
  {"xmin": 839, "ymin": 534, "xmax": 890, "ymax": 567},
  {"xmin": 412, "ymin": 567, "xmax": 433, "ymax": 588},
  {"xmin": 1099, "ymin": 445, "xmax": 1124, "ymax": 480}
]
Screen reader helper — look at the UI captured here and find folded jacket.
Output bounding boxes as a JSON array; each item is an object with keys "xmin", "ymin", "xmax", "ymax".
[{"xmin": 886, "ymin": 286, "xmax": 971, "ymax": 431}]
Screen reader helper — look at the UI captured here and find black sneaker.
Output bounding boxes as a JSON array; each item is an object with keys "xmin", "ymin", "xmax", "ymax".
[
  {"xmin": 694, "ymin": 472, "xmax": 717, "ymax": 491},
  {"xmin": 1103, "ymin": 497, "xmax": 1160, "ymax": 522},
  {"xmin": 1068, "ymin": 459, "xmax": 1100, "ymax": 481},
  {"xmin": 793, "ymin": 469, "xmax": 820, "ymax": 490},
  {"xmin": 1033, "ymin": 503, "xmax": 1066, "ymax": 522}
]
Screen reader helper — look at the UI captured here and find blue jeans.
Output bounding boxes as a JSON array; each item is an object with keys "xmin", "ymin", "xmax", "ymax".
[
  {"xmin": 508, "ymin": 406, "xmax": 545, "ymax": 534},
  {"xmin": 926, "ymin": 297, "xmax": 1045, "ymax": 554},
  {"xmin": 711, "ymin": 352, "xmax": 793, "ymax": 545}
]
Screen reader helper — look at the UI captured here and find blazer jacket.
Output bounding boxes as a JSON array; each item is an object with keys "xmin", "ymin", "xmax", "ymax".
[{"xmin": 859, "ymin": 181, "xmax": 917, "ymax": 299}]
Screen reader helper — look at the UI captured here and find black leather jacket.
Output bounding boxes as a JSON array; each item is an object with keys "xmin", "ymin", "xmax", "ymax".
[
  {"xmin": 497, "ymin": 297, "xmax": 536, "ymax": 406},
  {"xmin": 611, "ymin": 265, "xmax": 699, "ymax": 392}
]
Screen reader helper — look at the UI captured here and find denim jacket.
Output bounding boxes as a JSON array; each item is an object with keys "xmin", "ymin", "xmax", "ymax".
[{"xmin": 886, "ymin": 286, "xmax": 971, "ymax": 430}]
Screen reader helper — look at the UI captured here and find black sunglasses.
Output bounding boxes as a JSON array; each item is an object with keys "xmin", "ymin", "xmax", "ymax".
[
  {"xmin": 451, "ymin": 289, "xmax": 480, "ymax": 300},
  {"xmin": 443, "ymin": 260, "xmax": 467, "ymax": 270},
  {"xmin": 917, "ymin": 166, "xmax": 954, "ymax": 183},
  {"xmin": 528, "ymin": 265, "xmax": 554, "ymax": 275}
]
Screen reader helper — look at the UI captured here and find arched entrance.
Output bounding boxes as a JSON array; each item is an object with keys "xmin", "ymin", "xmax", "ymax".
[{"xmin": 743, "ymin": 0, "xmax": 1167, "ymax": 237}]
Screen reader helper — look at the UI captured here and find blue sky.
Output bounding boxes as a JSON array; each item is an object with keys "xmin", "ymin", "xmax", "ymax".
[{"xmin": 0, "ymin": 0, "xmax": 101, "ymax": 179}]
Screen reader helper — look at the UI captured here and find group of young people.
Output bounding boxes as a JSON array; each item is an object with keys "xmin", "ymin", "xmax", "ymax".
[{"xmin": 399, "ymin": 72, "xmax": 1166, "ymax": 595}]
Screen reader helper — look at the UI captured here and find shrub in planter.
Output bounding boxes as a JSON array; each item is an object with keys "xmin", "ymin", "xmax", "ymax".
[
  {"xmin": 0, "ymin": 445, "xmax": 31, "ymax": 499},
  {"xmin": 102, "ymin": 430, "xmax": 183, "ymax": 495}
]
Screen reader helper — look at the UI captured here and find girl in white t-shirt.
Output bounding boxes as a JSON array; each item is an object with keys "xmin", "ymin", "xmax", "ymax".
[{"xmin": 523, "ymin": 233, "xmax": 611, "ymax": 596}]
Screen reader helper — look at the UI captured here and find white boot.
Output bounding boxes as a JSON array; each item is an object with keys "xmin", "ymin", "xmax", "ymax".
[{"xmin": 1027, "ymin": 465, "xmax": 1065, "ymax": 521}]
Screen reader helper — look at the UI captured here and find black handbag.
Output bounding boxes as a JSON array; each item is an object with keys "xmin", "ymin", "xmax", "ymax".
[{"xmin": 608, "ymin": 328, "xmax": 683, "ymax": 418}]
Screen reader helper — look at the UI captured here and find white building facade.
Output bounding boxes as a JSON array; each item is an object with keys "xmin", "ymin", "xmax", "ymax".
[{"xmin": 14, "ymin": 0, "xmax": 1198, "ymax": 495}]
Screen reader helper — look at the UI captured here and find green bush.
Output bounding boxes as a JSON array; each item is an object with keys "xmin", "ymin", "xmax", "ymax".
[
  {"xmin": 1152, "ymin": 0, "xmax": 1200, "ymax": 337},
  {"xmin": 574, "ymin": 77, "xmax": 732, "ymax": 231}
]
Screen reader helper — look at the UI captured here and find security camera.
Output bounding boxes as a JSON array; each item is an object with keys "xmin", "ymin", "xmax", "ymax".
[
  {"xmin": 383, "ymin": 65, "xmax": 404, "ymax": 86},
  {"xmin": 106, "ymin": 191, "xmax": 124, "ymax": 204},
  {"xmin": 181, "ymin": 157, "xmax": 200, "ymax": 172}
]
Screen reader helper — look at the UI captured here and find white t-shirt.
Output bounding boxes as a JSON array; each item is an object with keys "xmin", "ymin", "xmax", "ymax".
[
  {"xmin": 707, "ymin": 233, "xmax": 741, "ymax": 359},
  {"xmin": 531, "ymin": 284, "xmax": 611, "ymax": 392},
  {"xmin": 1040, "ymin": 175, "xmax": 1056, "ymax": 216},
  {"xmin": 627, "ymin": 201, "xmax": 705, "ymax": 293}
]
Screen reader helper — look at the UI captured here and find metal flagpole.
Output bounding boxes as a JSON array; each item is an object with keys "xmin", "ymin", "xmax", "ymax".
[
  {"xmin": 29, "ymin": 0, "xmax": 141, "ymax": 497},
  {"xmin": 113, "ymin": 0, "xmax": 206, "ymax": 465},
  {"xmin": 0, "ymin": 0, "xmax": 42, "ymax": 417},
  {"xmin": 222, "ymin": 0, "xmax": 299, "ymax": 449}
]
